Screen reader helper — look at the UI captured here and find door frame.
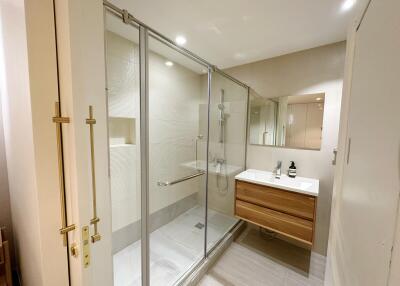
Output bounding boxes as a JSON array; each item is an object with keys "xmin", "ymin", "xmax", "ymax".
[{"xmin": 138, "ymin": 25, "xmax": 150, "ymax": 286}]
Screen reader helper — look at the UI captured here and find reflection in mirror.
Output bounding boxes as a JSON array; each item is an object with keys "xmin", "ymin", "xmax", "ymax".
[{"xmin": 249, "ymin": 93, "xmax": 325, "ymax": 150}]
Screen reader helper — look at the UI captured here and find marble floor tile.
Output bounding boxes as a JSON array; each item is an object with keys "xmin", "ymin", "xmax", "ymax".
[{"xmin": 113, "ymin": 205, "xmax": 238, "ymax": 286}]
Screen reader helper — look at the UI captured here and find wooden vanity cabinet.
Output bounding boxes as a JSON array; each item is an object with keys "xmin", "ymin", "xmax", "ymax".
[{"xmin": 234, "ymin": 180, "xmax": 317, "ymax": 246}]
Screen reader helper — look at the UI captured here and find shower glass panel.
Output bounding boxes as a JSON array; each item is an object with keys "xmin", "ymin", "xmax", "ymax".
[
  {"xmin": 147, "ymin": 32, "xmax": 208, "ymax": 285},
  {"xmin": 204, "ymin": 71, "xmax": 248, "ymax": 252},
  {"xmin": 104, "ymin": 12, "xmax": 142, "ymax": 286},
  {"xmin": 104, "ymin": 3, "xmax": 249, "ymax": 285}
]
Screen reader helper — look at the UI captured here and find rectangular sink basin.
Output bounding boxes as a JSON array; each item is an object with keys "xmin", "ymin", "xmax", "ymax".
[{"xmin": 235, "ymin": 169, "xmax": 319, "ymax": 196}]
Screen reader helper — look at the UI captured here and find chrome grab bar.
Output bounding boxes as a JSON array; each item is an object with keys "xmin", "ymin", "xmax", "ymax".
[{"xmin": 157, "ymin": 171, "xmax": 205, "ymax": 187}]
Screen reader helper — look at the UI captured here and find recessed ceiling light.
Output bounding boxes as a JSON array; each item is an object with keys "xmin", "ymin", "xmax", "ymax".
[
  {"xmin": 175, "ymin": 35, "xmax": 187, "ymax": 46},
  {"xmin": 316, "ymin": 97, "xmax": 322, "ymax": 101},
  {"xmin": 341, "ymin": 0, "xmax": 356, "ymax": 12},
  {"xmin": 165, "ymin": 61, "xmax": 174, "ymax": 67}
]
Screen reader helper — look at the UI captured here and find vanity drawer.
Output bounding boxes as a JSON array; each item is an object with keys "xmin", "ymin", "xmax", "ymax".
[
  {"xmin": 235, "ymin": 200, "xmax": 313, "ymax": 244},
  {"xmin": 235, "ymin": 180, "xmax": 315, "ymax": 220}
]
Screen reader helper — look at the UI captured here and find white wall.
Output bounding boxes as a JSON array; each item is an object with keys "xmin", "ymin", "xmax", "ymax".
[
  {"xmin": 225, "ymin": 42, "xmax": 346, "ymax": 255},
  {"xmin": 0, "ymin": 74, "xmax": 14, "ymax": 269},
  {"xmin": 106, "ymin": 31, "xmax": 141, "ymax": 232},
  {"xmin": 0, "ymin": 1, "xmax": 42, "ymax": 284},
  {"xmin": 106, "ymin": 31, "xmax": 139, "ymax": 119}
]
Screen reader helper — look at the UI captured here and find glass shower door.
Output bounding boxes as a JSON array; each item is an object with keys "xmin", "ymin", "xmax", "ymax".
[
  {"xmin": 205, "ymin": 71, "xmax": 248, "ymax": 253},
  {"xmin": 104, "ymin": 4, "xmax": 249, "ymax": 285},
  {"xmin": 104, "ymin": 11, "xmax": 142, "ymax": 286},
  {"xmin": 147, "ymin": 32, "xmax": 209, "ymax": 285}
]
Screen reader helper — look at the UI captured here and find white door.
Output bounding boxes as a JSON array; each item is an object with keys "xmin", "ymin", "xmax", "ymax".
[
  {"xmin": 338, "ymin": 0, "xmax": 400, "ymax": 285},
  {"xmin": 54, "ymin": 0, "xmax": 113, "ymax": 285}
]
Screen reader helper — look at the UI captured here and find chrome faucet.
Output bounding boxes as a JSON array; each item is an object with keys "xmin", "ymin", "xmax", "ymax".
[{"xmin": 273, "ymin": 161, "xmax": 282, "ymax": 179}]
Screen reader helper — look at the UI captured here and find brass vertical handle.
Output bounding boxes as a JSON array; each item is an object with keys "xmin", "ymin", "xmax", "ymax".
[
  {"xmin": 52, "ymin": 102, "xmax": 76, "ymax": 246},
  {"xmin": 86, "ymin": 106, "xmax": 101, "ymax": 243}
]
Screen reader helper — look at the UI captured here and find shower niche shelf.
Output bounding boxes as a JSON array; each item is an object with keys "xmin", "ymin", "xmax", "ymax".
[{"xmin": 108, "ymin": 117, "xmax": 136, "ymax": 146}]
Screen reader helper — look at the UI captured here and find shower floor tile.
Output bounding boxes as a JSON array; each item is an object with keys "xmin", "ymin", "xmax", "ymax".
[{"xmin": 113, "ymin": 205, "xmax": 238, "ymax": 286}]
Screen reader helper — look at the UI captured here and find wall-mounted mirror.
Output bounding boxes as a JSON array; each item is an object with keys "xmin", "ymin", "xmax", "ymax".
[{"xmin": 249, "ymin": 93, "xmax": 325, "ymax": 150}]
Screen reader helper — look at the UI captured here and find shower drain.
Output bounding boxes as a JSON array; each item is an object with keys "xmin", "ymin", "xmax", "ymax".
[{"xmin": 194, "ymin": 222, "xmax": 205, "ymax": 229}]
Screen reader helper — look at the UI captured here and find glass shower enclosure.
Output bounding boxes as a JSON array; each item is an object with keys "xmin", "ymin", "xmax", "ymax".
[{"xmin": 104, "ymin": 2, "xmax": 249, "ymax": 285}]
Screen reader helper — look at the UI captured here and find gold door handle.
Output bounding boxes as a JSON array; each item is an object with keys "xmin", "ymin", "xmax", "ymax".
[
  {"xmin": 52, "ymin": 102, "xmax": 75, "ymax": 246},
  {"xmin": 86, "ymin": 106, "xmax": 101, "ymax": 243}
]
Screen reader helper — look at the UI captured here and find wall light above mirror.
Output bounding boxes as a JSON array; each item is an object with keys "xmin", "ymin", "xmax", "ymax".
[{"xmin": 249, "ymin": 92, "xmax": 325, "ymax": 150}]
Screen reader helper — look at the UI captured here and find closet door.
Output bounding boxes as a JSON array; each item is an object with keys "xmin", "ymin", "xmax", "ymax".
[
  {"xmin": 339, "ymin": 0, "xmax": 400, "ymax": 285},
  {"xmin": 54, "ymin": 0, "xmax": 113, "ymax": 285}
]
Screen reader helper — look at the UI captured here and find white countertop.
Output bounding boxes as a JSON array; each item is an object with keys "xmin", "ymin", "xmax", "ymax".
[{"xmin": 235, "ymin": 169, "xmax": 319, "ymax": 197}]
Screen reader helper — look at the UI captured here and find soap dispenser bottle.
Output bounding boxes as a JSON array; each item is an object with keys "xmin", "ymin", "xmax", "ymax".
[{"xmin": 288, "ymin": 161, "xmax": 297, "ymax": 178}]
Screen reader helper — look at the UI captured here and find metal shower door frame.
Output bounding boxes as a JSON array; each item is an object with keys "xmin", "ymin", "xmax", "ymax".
[{"xmin": 103, "ymin": 2, "xmax": 250, "ymax": 285}]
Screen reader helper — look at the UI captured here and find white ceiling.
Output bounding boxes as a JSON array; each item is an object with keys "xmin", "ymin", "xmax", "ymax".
[
  {"xmin": 287, "ymin": 93, "xmax": 325, "ymax": 104},
  {"xmin": 110, "ymin": 0, "xmax": 368, "ymax": 68}
]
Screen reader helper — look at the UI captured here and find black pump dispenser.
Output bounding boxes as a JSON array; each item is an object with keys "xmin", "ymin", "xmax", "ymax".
[{"xmin": 288, "ymin": 161, "xmax": 296, "ymax": 178}]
